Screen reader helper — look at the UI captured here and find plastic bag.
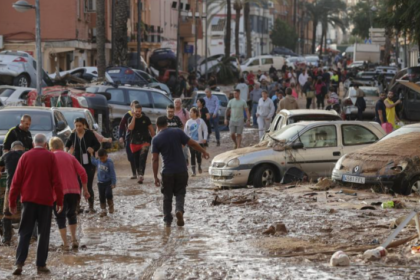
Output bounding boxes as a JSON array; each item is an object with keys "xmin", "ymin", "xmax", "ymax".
[
  {"xmin": 381, "ymin": 123, "xmax": 393, "ymax": 134},
  {"xmin": 330, "ymin": 251, "xmax": 350, "ymax": 266}
]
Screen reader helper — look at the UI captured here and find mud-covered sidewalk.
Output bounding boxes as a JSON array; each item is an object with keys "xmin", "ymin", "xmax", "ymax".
[{"xmin": 1, "ymin": 129, "xmax": 420, "ymax": 279}]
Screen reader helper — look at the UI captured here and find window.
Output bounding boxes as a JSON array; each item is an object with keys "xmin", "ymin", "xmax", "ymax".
[
  {"xmin": 0, "ymin": 88, "xmax": 15, "ymax": 98},
  {"xmin": 152, "ymin": 92, "xmax": 172, "ymax": 109},
  {"xmin": 249, "ymin": 59, "xmax": 260, "ymax": 66},
  {"xmin": 299, "ymin": 126, "xmax": 337, "ymax": 148},
  {"xmin": 342, "ymin": 125, "xmax": 378, "ymax": 146},
  {"xmin": 128, "ymin": 90, "xmax": 151, "ymax": 108},
  {"xmin": 262, "ymin": 58, "xmax": 274, "ymax": 65},
  {"xmin": 19, "ymin": 91, "xmax": 30, "ymax": 100},
  {"xmin": 106, "ymin": 89, "xmax": 126, "ymax": 104}
]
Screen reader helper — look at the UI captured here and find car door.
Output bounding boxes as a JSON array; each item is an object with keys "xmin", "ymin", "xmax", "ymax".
[
  {"xmin": 249, "ymin": 58, "xmax": 260, "ymax": 73},
  {"xmin": 105, "ymin": 88, "xmax": 129, "ymax": 122},
  {"xmin": 288, "ymin": 125, "xmax": 341, "ymax": 177},
  {"xmin": 261, "ymin": 57, "xmax": 274, "ymax": 73},
  {"xmin": 403, "ymin": 88, "xmax": 420, "ymax": 121},
  {"xmin": 150, "ymin": 91, "xmax": 173, "ymax": 124},
  {"xmin": 127, "ymin": 88, "xmax": 154, "ymax": 120},
  {"xmin": 340, "ymin": 124, "xmax": 380, "ymax": 155}
]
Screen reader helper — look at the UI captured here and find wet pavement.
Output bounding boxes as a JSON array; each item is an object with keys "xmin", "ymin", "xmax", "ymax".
[{"xmin": 1, "ymin": 129, "xmax": 420, "ymax": 279}]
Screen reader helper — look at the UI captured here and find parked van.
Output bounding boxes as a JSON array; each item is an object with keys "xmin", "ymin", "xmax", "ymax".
[{"xmin": 240, "ymin": 55, "xmax": 285, "ymax": 75}]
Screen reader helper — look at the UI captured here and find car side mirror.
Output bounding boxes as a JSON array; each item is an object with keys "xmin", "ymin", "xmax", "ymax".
[
  {"xmin": 56, "ymin": 121, "xmax": 67, "ymax": 131},
  {"xmin": 292, "ymin": 142, "xmax": 304, "ymax": 149}
]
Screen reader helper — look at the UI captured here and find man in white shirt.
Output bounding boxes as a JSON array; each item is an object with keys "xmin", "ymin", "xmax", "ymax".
[
  {"xmin": 235, "ymin": 78, "xmax": 249, "ymax": 102},
  {"xmin": 256, "ymin": 91, "xmax": 275, "ymax": 139}
]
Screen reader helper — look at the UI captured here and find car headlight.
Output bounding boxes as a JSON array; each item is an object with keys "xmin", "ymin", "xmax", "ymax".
[
  {"xmin": 226, "ymin": 158, "xmax": 240, "ymax": 168},
  {"xmin": 77, "ymin": 97, "xmax": 88, "ymax": 108},
  {"xmin": 334, "ymin": 155, "xmax": 346, "ymax": 170}
]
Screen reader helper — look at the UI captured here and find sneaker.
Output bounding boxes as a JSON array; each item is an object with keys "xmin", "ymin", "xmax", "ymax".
[
  {"xmin": 12, "ymin": 264, "xmax": 23, "ymax": 276},
  {"xmin": 37, "ymin": 266, "xmax": 51, "ymax": 274},
  {"xmin": 137, "ymin": 175, "xmax": 144, "ymax": 184},
  {"xmin": 130, "ymin": 176, "xmax": 137, "ymax": 179},
  {"xmin": 72, "ymin": 240, "xmax": 79, "ymax": 249},
  {"xmin": 176, "ymin": 211, "xmax": 185, "ymax": 227},
  {"xmin": 198, "ymin": 167, "xmax": 202, "ymax": 174},
  {"xmin": 100, "ymin": 210, "xmax": 107, "ymax": 217}
]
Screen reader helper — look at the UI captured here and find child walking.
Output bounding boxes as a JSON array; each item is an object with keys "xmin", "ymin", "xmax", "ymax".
[
  {"xmin": 90, "ymin": 149, "xmax": 117, "ymax": 217},
  {"xmin": 184, "ymin": 107, "xmax": 208, "ymax": 176}
]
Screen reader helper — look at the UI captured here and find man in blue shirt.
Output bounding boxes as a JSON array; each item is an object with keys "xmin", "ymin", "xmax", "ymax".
[
  {"xmin": 203, "ymin": 88, "xmax": 220, "ymax": 146},
  {"xmin": 152, "ymin": 116, "xmax": 209, "ymax": 227}
]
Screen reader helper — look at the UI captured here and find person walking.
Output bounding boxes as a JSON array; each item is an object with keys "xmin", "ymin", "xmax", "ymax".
[
  {"xmin": 249, "ymin": 82, "xmax": 263, "ymax": 127},
  {"xmin": 256, "ymin": 91, "xmax": 275, "ymax": 139},
  {"xmin": 3, "ymin": 114, "xmax": 33, "ymax": 153},
  {"xmin": 197, "ymin": 98, "xmax": 211, "ymax": 143},
  {"xmin": 90, "ymin": 149, "xmax": 117, "ymax": 217},
  {"xmin": 204, "ymin": 88, "xmax": 221, "ymax": 146},
  {"xmin": 354, "ymin": 85, "xmax": 366, "ymax": 120},
  {"xmin": 375, "ymin": 92, "xmax": 388, "ymax": 125},
  {"xmin": 384, "ymin": 91, "xmax": 401, "ymax": 129},
  {"xmin": 315, "ymin": 77, "xmax": 326, "ymax": 109},
  {"xmin": 0, "ymin": 141, "xmax": 25, "ymax": 246},
  {"xmin": 174, "ymin": 98, "xmax": 190, "ymax": 164},
  {"xmin": 279, "ymin": 87, "xmax": 299, "ymax": 112},
  {"xmin": 152, "ymin": 116, "xmax": 209, "ymax": 227},
  {"xmin": 128, "ymin": 104, "xmax": 155, "ymax": 184},
  {"xmin": 9, "ymin": 134, "xmax": 63, "ymax": 276},
  {"xmin": 49, "ymin": 137, "xmax": 89, "ymax": 250},
  {"xmin": 65, "ymin": 118, "xmax": 101, "ymax": 213},
  {"xmin": 119, "ymin": 100, "xmax": 139, "ymax": 179},
  {"xmin": 165, "ymin": 104, "xmax": 183, "ymax": 129},
  {"xmin": 302, "ymin": 77, "xmax": 315, "ymax": 109},
  {"xmin": 225, "ymin": 89, "xmax": 250, "ymax": 149},
  {"xmin": 184, "ymin": 108, "xmax": 208, "ymax": 176},
  {"xmin": 272, "ymin": 90, "xmax": 284, "ymax": 113},
  {"xmin": 298, "ymin": 69, "xmax": 309, "ymax": 98},
  {"xmin": 235, "ymin": 78, "xmax": 249, "ymax": 102}
]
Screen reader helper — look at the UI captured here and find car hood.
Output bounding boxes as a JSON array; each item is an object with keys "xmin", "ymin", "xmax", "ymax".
[{"xmin": 212, "ymin": 140, "xmax": 288, "ymax": 163}]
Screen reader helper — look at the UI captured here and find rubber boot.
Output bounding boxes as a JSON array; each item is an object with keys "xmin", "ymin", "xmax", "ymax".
[
  {"xmin": 191, "ymin": 166, "xmax": 196, "ymax": 177},
  {"xmin": 107, "ymin": 199, "xmax": 114, "ymax": 214},
  {"xmin": 1, "ymin": 218, "xmax": 12, "ymax": 245},
  {"xmin": 100, "ymin": 203, "xmax": 107, "ymax": 217},
  {"xmin": 88, "ymin": 200, "xmax": 96, "ymax": 214}
]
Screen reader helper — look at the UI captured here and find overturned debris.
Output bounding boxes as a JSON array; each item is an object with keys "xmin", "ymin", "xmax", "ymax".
[
  {"xmin": 263, "ymin": 223, "xmax": 288, "ymax": 235},
  {"xmin": 211, "ymin": 193, "xmax": 257, "ymax": 206}
]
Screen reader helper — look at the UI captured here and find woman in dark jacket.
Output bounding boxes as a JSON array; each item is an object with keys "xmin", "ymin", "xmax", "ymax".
[{"xmin": 65, "ymin": 117, "xmax": 101, "ymax": 213}]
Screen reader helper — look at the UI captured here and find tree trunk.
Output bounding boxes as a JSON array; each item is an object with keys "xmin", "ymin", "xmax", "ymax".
[
  {"xmin": 383, "ymin": 27, "xmax": 392, "ymax": 65},
  {"xmin": 96, "ymin": 0, "xmax": 106, "ymax": 80},
  {"xmin": 234, "ymin": 7, "xmax": 241, "ymax": 58},
  {"xmin": 311, "ymin": 19, "xmax": 318, "ymax": 54},
  {"xmin": 319, "ymin": 32, "xmax": 324, "ymax": 56},
  {"xmin": 113, "ymin": 0, "xmax": 129, "ymax": 66},
  {"xmin": 324, "ymin": 27, "xmax": 328, "ymax": 55},
  {"xmin": 244, "ymin": 3, "xmax": 251, "ymax": 58},
  {"xmin": 224, "ymin": 0, "xmax": 232, "ymax": 58}
]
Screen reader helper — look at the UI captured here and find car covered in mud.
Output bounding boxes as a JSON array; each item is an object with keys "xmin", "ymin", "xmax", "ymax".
[
  {"xmin": 262, "ymin": 109, "xmax": 341, "ymax": 141},
  {"xmin": 332, "ymin": 124, "xmax": 420, "ymax": 194},
  {"xmin": 210, "ymin": 121, "xmax": 386, "ymax": 188}
]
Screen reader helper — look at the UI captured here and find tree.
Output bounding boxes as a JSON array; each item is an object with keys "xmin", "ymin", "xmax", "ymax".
[
  {"xmin": 244, "ymin": 2, "xmax": 251, "ymax": 58},
  {"xmin": 225, "ymin": 0, "xmax": 232, "ymax": 58},
  {"xmin": 96, "ymin": 0, "xmax": 106, "ymax": 80},
  {"xmin": 270, "ymin": 18, "xmax": 297, "ymax": 50},
  {"xmin": 233, "ymin": 0, "xmax": 243, "ymax": 58},
  {"xmin": 349, "ymin": 0, "xmax": 381, "ymax": 39},
  {"xmin": 113, "ymin": 0, "xmax": 129, "ymax": 66}
]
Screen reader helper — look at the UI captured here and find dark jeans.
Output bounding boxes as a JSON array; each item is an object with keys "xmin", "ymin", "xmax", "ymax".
[
  {"xmin": 306, "ymin": 98, "xmax": 313, "ymax": 109},
  {"xmin": 208, "ymin": 116, "xmax": 220, "ymax": 141},
  {"xmin": 133, "ymin": 145, "xmax": 150, "ymax": 176},
  {"xmin": 53, "ymin": 194, "xmax": 78, "ymax": 229},
  {"xmin": 16, "ymin": 202, "xmax": 52, "ymax": 267},
  {"xmin": 316, "ymin": 95, "xmax": 324, "ymax": 109},
  {"xmin": 97, "ymin": 181, "xmax": 113, "ymax": 204},
  {"xmin": 189, "ymin": 145, "xmax": 203, "ymax": 167},
  {"xmin": 125, "ymin": 139, "xmax": 137, "ymax": 176},
  {"xmin": 357, "ymin": 106, "xmax": 364, "ymax": 120},
  {"xmin": 161, "ymin": 172, "xmax": 189, "ymax": 223},
  {"xmin": 83, "ymin": 164, "xmax": 96, "ymax": 205}
]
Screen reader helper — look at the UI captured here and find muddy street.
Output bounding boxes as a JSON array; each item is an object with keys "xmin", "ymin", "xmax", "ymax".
[{"xmin": 1, "ymin": 129, "xmax": 420, "ymax": 279}]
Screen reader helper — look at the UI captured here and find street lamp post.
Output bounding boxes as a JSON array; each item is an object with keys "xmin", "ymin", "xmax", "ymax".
[{"xmin": 13, "ymin": 0, "xmax": 42, "ymax": 98}]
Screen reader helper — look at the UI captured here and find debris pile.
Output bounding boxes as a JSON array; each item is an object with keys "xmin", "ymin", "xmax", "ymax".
[{"xmin": 211, "ymin": 193, "xmax": 257, "ymax": 206}]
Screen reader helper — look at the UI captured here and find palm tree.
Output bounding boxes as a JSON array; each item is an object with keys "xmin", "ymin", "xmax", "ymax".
[
  {"xmin": 233, "ymin": 0, "xmax": 243, "ymax": 58},
  {"xmin": 320, "ymin": 14, "xmax": 346, "ymax": 56},
  {"xmin": 113, "ymin": 0, "xmax": 129, "ymax": 66},
  {"xmin": 225, "ymin": 0, "xmax": 232, "ymax": 58},
  {"xmin": 96, "ymin": 0, "xmax": 106, "ymax": 80}
]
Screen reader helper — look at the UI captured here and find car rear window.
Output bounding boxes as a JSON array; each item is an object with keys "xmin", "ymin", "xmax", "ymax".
[
  {"xmin": 0, "ymin": 89, "xmax": 15, "ymax": 98},
  {"xmin": 0, "ymin": 111, "xmax": 52, "ymax": 131},
  {"xmin": 287, "ymin": 115, "xmax": 341, "ymax": 124}
]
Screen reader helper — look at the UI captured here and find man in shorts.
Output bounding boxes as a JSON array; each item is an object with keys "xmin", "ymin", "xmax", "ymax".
[{"xmin": 225, "ymin": 89, "xmax": 250, "ymax": 149}]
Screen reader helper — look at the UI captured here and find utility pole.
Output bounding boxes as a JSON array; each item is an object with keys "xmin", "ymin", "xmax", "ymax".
[
  {"xmin": 205, "ymin": 0, "xmax": 208, "ymax": 81},
  {"xmin": 137, "ymin": 0, "xmax": 142, "ymax": 70},
  {"xmin": 111, "ymin": 0, "xmax": 115, "ymax": 66},
  {"xmin": 175, "ymin": 0, "xmax": 181, "ymax": 82},
  {"xmin": 194, "ymin": 0, "xmax": 198, "ymax": 74}
]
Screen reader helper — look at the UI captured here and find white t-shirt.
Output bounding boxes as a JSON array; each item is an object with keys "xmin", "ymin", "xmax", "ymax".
[{"xmin": 235, "ymin": 83, "xmax": 249, "ymax": 102}]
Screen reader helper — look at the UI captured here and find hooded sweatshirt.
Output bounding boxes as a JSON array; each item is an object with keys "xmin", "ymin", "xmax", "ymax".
[{"xmin": 279, "ymin": 95, "xmax": 299, "ymax": 111}]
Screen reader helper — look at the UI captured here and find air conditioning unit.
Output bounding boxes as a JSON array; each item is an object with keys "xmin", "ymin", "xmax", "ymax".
[{"xmin": 0, "ymin": 35, "xmax": 3, "ymax": 49}]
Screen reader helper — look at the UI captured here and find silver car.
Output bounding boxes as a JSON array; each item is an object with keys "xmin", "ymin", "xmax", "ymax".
[
  {"xmin": 0, "ymin": 85, "xmax": 34, "ymax": 106},
  {"xmin": 210, "ymin": 121, "xmax": 386, "ymax": 188},
  {"xmin": 342, "ymin": 86, "xmax": 379, "ymax": 119},
  {"xmin": 54, "ymin": 107, "xmax": 99, "ymax": 131},
  {"xmin": 0, "ymin": 51, "xmax": 53, "ymax": 88},
  {"xmin": 86, "ymin": 85, "xmax": 172, "ymax": 139}
]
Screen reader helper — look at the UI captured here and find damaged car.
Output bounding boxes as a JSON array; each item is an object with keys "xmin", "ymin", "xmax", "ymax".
[
  {"xmin": 210, "ymin": 121, "xmax": 385, "ymax": 188},
  {"xmin": 332, "ymin": 124, "xmax": 420, "ymax": 195}
]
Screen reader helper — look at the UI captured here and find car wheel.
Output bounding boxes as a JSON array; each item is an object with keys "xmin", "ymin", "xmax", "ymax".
[
  {"xmin": 405, "ymin": 175, "xmax": 420, "ymax": 195},
  {"xmin": 111, "ymin": 120, "xmax": 121, "ymax": 140},
  {"xmin": 13, "ymin": 74, "xmax": 30, "ymax": 87},
  {"xmin": 253, "ymin": 164, "xmax": 275, "ymax": 188}
]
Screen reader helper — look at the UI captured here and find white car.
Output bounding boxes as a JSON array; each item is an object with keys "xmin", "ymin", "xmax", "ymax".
[
  {"xmin": 240, "ymin": 55, "xmax": 285, "ymax": 75},
  {"xmin": 49, "ymin": 67, "xmax": 99, "ymax": 82},
  {"xmin": 0, "ymin": 85, "xmax": 34, "ymax": 106},
  {"xmin": 304, "ymin": 55, "xmax": 320, "ymax": 67},
  {"xmin": 210, "ymin": 121, "xmax": 386, "ymax": 188}
]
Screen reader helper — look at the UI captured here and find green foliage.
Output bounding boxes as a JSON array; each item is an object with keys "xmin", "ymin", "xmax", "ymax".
[
  {"xmin": 270, "ymin": 18, "xmax": 297, "ymax": 50},
  {"xmin": 208, "ymin": 56, "xmax": 238, "ymax": 84},
  {"xmin": 349, "ymin": 0, "xmax": 382, "ymax": 39}
]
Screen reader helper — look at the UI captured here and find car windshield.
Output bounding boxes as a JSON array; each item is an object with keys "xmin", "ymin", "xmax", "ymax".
[
  {"xmin": 381, "ymin": 128, "xmax": 420, "ymax": 141},
  {"xmin": 85, "ymin": 87, "xmax": 99, "ymax": 93},
  {"xmin": 60, "ymin": 111, "xmax": 85, "ymax": 129},
  {"xmin": 241, "ymin": 58, "xmax": 251, "ymax": 65},
  {"xmin": 271, "ymin": 124, "xmax": 306, "ymax": 142},
  {"xmin": 0, "ymin": 111, "xmax": 52, "ymax": 131},
  {"xmin": 287, "ymin": 115, "xmax": 340, "ymax": 124}
]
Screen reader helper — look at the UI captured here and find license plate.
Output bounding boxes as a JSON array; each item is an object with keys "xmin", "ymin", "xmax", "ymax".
[
  {"xmin": 211, "ymin": 169, "xmax": 222, "ymax": 176},
  {"xmin": 342, "ymin": 175, "xmax": 365, "ymax": 184}
]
